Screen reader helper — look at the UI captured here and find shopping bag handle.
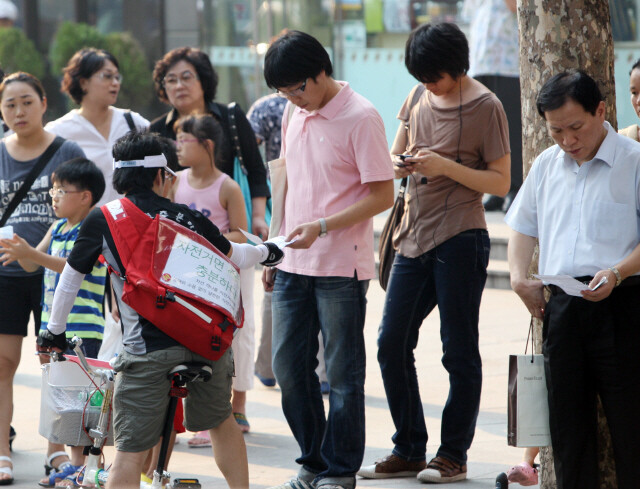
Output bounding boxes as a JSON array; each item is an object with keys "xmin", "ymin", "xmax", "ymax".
[{"xmin": 524, "ymin": 317, "xmax": 535, "ymax": 362}]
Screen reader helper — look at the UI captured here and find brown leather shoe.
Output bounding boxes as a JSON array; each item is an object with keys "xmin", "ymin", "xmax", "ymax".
[
  {"xmin": 417, "ymin": 456, "xmax": 467, "ymax": 483},
  {"xmin": 357, "ymin": 453, "xmax": 427, "ymax": 479}
]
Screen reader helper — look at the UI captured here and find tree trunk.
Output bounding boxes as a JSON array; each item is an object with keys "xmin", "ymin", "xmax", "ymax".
[{"xmin": 517, "ymin": 1, "xmax": 617, "ymax": 488}]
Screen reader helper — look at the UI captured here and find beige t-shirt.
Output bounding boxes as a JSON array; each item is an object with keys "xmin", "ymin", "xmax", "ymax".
[{"xmin": 394, "ymin": 84, "xmax": 510, "ymax": 257}]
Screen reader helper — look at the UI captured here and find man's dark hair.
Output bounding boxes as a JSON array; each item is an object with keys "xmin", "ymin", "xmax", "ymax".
[
  {"xmin": 263, "ymin": 30, "xmax": 333, "ymax": 89},
  {"xmin": 536, "ymin": 70, "xmax": 604, "ymax": 118},
  {"xmin": 61, "ymin": 48, "xmax": 120, "ymax": 104},
  {"xmin": 175, "ymin": 114, "xmax": 227, "ymax": 168},
  {"xmin": 153, "ymin": 47, "xmax": 218, "ymax": 105},
  {"xmin": 405, "ymin": 23, "xmax": 469, "ymax": 83},
  {"xmin": 112, "ymin": 132, "xmax": 174, "ymax": 194},
  {"xmin": 52, "ymin": 157, "xmax": 105, "ymax": 206},
  {"xmin": 631, "ymin": 58, "xmax": 640, "ymax": 75}
]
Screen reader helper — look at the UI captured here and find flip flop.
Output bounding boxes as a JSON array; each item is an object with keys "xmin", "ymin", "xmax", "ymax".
[
  {"xmin": 0, "ymin": 456, "xmax": 13, "ymax": 486},
  {"xmin": 187, "ymin": 430, "xmax": 212, "ymax": 448},
  {"xmin": 234, "ymin": 412, "xmax": 250, "ymax": 433}
]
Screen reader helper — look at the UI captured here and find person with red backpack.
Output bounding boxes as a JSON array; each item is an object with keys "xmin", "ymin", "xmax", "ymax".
[{"xmin": 37, "ymin": 131, "xmax": 283, "ymax": 489}]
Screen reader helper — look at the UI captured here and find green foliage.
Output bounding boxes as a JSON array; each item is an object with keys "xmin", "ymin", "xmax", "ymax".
[
  {"xmin": 49, "ymin": 22, "xmax": 108, "ymax": 76},
  {"xmin": 105, "ymin": 32, "xmax": 153, "ymax": 110},
  {"xmin": 0, "ymin": 27, "xmax": 45, "ymax": 79}
]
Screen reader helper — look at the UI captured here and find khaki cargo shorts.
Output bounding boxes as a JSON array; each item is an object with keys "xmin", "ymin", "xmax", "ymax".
[{"xmin": 111, "ymin": 345, "xmax": 234, "ymax": 452}]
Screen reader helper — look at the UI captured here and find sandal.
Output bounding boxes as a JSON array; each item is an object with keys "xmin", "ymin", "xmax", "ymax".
[
  {"xmin": 54, "ymin": 471, "xmax": 82, "ymax": 488},
  {"xmin": 187, "ymin": 430, "xmax": 212, "ymax": 448},
  {"xmin": 234, "ymin": 412, "xmax": 250, "ymax": 433},
  {"xmin": 0, "ymin": 456, "xmax": 13, "ymax": 486},
  {"xmin": 507, "ymin": 461, "xmax": 539, "ymax": 486},
  {"xmin": 39, "ymin": 460, "xmax": 81, "ymax": 488},
  {"xmin": 43, "ymin": 452, "xmax": 69, "ymax": 477}
]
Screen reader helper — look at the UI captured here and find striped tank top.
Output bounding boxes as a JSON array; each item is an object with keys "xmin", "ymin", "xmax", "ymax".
[{"xmin": 41, "ymin": 219, "xmax": 106, "ymax": 339}]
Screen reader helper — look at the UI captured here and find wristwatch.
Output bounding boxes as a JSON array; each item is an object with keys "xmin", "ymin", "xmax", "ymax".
[
  {"xmin": 608, "ymin": 266, "xmax": 622, "ymax": 287},
  {"xmin": 318, "ymin": 218, "xmax": 328, "ymax": 238}
]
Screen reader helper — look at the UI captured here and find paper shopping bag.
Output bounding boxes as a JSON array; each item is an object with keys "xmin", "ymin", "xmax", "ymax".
[{"xmin": 508, "ymin": 353, "xmax": 551, "ymax": 447}]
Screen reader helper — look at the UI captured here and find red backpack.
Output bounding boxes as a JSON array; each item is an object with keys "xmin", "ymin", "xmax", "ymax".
[{"xmin": 101, "ymin": 198, "xmax": 243, "ymax": 361}]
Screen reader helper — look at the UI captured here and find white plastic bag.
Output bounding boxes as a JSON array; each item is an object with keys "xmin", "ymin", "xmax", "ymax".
[{"xmin": 98, "ymin": 314, "xmax": 122, "ymax": 361}]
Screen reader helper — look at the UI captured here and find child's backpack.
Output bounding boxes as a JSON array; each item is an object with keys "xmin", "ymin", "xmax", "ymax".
[{"xmin": 100, "ymin": 198, "xmax": 243, "ymax": 361}]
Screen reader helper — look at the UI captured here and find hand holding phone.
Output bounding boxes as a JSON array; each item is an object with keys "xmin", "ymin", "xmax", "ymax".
[{"xmin": 395, "ymin": 154, "xmax": 414, "ymax": 168}]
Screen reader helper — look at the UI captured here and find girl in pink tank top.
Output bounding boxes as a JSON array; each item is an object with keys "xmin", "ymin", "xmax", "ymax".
[{"xmin": 169, "ymin": 114, "xmax": 247, "ymax": 243}]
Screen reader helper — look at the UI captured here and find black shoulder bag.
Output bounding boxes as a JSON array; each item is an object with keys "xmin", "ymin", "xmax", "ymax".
[{"xmin": 0, "ymin": 136, "xmax": 64, "ymax": 227}]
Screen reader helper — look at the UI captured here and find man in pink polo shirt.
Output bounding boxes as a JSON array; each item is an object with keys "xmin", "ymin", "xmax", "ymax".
[{"xmin": 262, "ymin": 30, "xmax": 394, "ymax": 489}]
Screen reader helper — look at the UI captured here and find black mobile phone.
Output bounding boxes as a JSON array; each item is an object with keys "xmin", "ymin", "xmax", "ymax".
[{"xmin": 395, "ymin": 154, "xmax": 412, "ymax": 161}]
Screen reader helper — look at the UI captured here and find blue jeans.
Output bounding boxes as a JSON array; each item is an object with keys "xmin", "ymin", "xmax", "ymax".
[
  {"xmin": 272, "ymin": 270, "xmax": 369, "ymax": 488},
  {"xmin": 377, "ymin": 229, "xmax": 489, "ymax": 465}
]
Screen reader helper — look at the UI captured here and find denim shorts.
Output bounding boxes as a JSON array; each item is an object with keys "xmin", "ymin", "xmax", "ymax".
[{"xmin": 111, "ymin": 345, "xmax": 234, "ymax": 452}]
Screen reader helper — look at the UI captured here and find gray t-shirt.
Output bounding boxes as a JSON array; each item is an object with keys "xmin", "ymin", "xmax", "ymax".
[{"xmin": 0, "ymin": 138, "xmax": 85, "ymax": 276}]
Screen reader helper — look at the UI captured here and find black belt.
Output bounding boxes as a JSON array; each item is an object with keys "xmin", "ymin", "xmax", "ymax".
[{"xmin": 547, "ymin": 275, "xmax": 640, "ymax": 296}]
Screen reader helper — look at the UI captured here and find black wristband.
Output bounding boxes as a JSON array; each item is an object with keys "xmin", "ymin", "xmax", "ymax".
[{"xmin": 260, "ymin": 242, "xmax": 284, "ymax": 267}]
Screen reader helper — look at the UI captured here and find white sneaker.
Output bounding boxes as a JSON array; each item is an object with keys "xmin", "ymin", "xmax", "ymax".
[{"xmin": 268, "ymin": 477, "xmax": 315, "ymax": 489}]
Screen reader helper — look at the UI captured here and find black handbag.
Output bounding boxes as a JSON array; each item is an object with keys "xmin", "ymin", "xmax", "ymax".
[{"xmin": 378, "ymin": 177, "xmax": 407, "ymax": 291}]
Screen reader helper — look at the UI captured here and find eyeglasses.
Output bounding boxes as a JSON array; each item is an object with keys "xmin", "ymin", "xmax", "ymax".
[
  {"xmin": 176, "ymin": 137, "xmax": 200, "ymax": 146},
  {"xmin": 48, "ymin": 187, "xmax": 82, "ymax": 198},
  {"xmin": 163, "ymin": 71, "xmax": 198, "ymax": 88},
  {"xmin": 95, "ymin": 71, "xmax": 123, "ymax": 83},
  {"xmin": 276, "ymin": 79, "xmax": 308, "ymax": 98}
]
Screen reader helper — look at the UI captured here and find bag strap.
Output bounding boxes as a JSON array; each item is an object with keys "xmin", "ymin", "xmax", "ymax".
[
  {"xmin": 524, "ymin": 317, "xmax": 535, "ymax": 360},
  {"xmin": 100, "ymin": 198, "xmax": 149, "ymax": 270},
  {"xmin": 123, "ymin": 110, "xmax": 136, "ymax": 132},
  {"xmin": 0, "ymin": 136, "xmax": 64, "ymax": 228},
  {"xmin": 227, "ymin": 102, "xmax": 248, "ymax": 176}
]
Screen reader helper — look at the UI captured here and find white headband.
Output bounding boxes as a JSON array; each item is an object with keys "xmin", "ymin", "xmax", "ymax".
[{"xmin": 113, "ymin": 154, "xmax": 177, "ymax": 177}]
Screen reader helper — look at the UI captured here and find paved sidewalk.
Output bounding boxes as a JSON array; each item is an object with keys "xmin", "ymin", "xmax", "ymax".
[{"xmin": 9, "ymin": 282, "xmax": 538, "ymax": 488}]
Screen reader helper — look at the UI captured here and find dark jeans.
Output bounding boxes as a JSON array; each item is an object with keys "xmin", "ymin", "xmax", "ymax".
[
  {"xmin": 543, "ymin": 285, "xmax": 640, "ymax": 489},
  {"xmin": 378, "ymin": 229, "xmax": 489, "ymax": 465},
  {"xmin": 272, "ymin": 270, "xmax": 369, "ymax": 489}
]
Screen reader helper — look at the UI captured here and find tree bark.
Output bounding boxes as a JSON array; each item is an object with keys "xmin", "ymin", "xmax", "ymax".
[{"xmin": 517, "ymin": 1, "xmax": 617, "ymax": 488}]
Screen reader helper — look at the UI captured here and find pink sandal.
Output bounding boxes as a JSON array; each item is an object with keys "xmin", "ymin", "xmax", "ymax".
[
  {"xmin": 507, "ymin": 462, "xmax": 538, "ymax": 486},
  {"xmin": 187, "ymin": 430, "xmax": 212, "ymax": 448}
]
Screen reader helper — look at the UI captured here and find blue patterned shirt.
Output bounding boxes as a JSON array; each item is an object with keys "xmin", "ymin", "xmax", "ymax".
[{"xmin": 247, "ymin": 93, "xmax": 288, "ymax": 164}]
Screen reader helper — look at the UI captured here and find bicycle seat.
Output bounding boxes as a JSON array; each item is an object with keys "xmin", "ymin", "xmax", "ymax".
[{"xmin": 168, "ymin": 363, "xmax": 213, "ymax": 383}]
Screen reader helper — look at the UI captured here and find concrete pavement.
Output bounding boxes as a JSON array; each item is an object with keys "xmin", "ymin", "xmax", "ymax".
[{"xmin": 8, "ymin": 216, "xmax": 539, "ymax": 488}]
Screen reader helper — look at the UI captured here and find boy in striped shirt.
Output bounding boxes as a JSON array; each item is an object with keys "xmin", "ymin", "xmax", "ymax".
[{"xmin": 0, "ymin": 156, "xmax": 106, "ymax": 486}]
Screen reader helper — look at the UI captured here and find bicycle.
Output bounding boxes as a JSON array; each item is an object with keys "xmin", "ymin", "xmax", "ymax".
[{"xmin": 42, "ymin": 337, "xmax": 209, "ymax": 489}]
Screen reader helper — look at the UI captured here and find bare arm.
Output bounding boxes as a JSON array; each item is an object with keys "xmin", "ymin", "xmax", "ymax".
[
  {"xmin": 508, "ymin": 229, "xmax": 546, "ymax": 318},
  {"xmin": 390, "ymin": 122, "xmax": 417, "ymax": 179},
  {"xmin": 221, "ymin": 178, "xmax": 249, "ymax": 244},
  {"xmin": 406, "ymin": 150, "xmax": 511, "ymax": 196},
  {"xmin": 504, "ymin": 0, "xmax": 517, "ymax": 13},
  {"xmin": 0, "ymin": 224, "xmax": 66, "ymax": 273},
  {"xmin": 287, "ymin": 179, "xmax": 395, "ymax": 249},
  {"xmin": 251, "ymin": 196, "xmax": 269, "ymax": 239}
]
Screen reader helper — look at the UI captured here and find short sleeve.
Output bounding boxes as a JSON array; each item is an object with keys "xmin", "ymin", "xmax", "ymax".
[
  {"xmin": 480, "ymin": 97, "xmax": 510, "ymax": 164},
  {"xmin": 504, "ymin": 156, "xmax": 540, "ymax": 238},
  {"xmin": 351, "ymin": 111, "xmax": 394, "ymax": 184}
]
